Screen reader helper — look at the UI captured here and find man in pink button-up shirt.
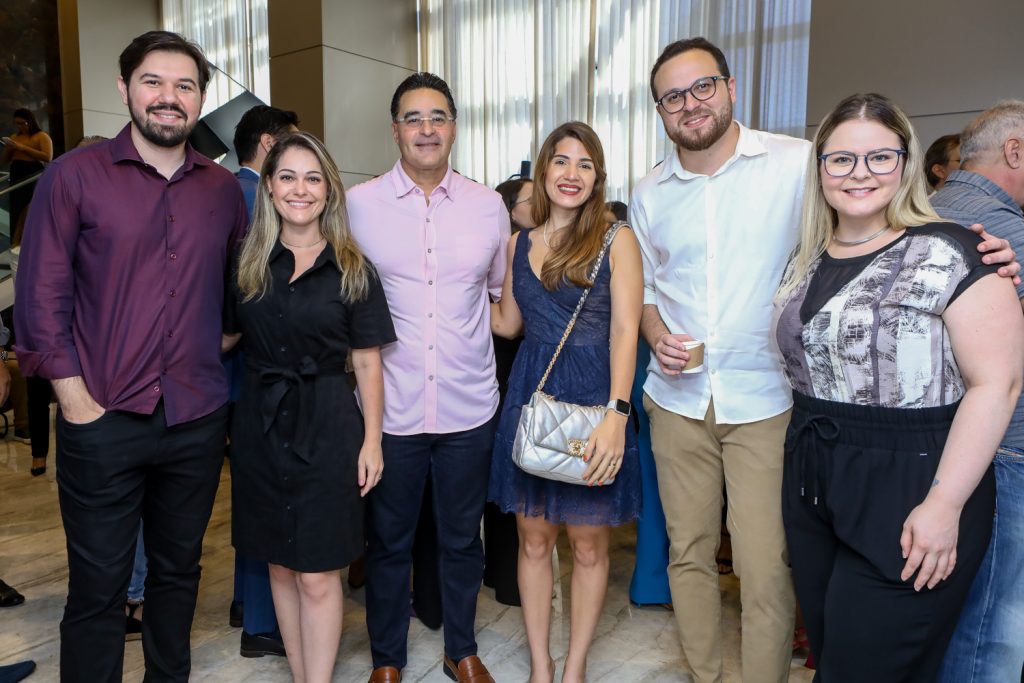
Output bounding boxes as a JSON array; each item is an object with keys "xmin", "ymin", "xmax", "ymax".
[{"xmin": 347, "ymin": 72, "xmax": 510, "ymax": 683}]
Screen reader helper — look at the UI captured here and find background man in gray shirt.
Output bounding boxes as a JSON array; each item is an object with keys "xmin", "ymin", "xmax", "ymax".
[{"xmin": 931, "ymin": 99, "xmax": 1024, "ymax": 683}]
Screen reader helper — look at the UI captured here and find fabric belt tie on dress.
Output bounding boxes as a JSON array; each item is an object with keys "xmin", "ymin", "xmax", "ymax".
[
  {"xmin": 791, "ymin": 412, "xmax": 840, "ymax": 506},
  {"xmin": 251, "ymin": 355, "xmax": 347, "ymax": 464}
]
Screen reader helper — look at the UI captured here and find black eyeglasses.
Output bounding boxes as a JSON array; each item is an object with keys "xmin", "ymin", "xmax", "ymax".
[
  {"xmin": 818, "ymin": 148, "xmax": 907, "ymax": 177},
  {"xmin": 655, "ymin": 76, "xmax": 728, "ymax": 113}
]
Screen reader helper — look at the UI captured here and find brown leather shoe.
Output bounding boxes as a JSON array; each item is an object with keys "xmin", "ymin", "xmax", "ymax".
[
  {"xmin": 442, "ymin": 655, "xmax": 494, "ymax": 683},
  {"xmin": 367, "ymin": 666, "xmax": 401, "ymax": 683}
]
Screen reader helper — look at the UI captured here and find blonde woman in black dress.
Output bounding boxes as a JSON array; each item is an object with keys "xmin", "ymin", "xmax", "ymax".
[{"xmin": 223, "ymin": 132, "xmax": 395, "ymax": 683}]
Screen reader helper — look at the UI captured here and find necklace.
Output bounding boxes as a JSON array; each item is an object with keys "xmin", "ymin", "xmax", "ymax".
[
  {"xmin": 542, "ymin": 221, "xmax": 567, "ymax": 249},
  {"xmin": 280, "ymin": 236, "xmax": 325, "ymax": 249},
  {"xmin": 832, "ymin": 225, "xmax": 890, "ymax": 246}
]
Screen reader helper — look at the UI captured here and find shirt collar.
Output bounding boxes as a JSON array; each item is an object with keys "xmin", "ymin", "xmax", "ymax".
[
  {"xmin": 237, "ymin": 166, "xmax": 260, "ymax": 180},
  {"xmin": 269, "ymin": 238, "xmax": 339, "ymax": 272},
  {"xmin": 390, "ymin": 158, "xmax": 457, "ymax": 200},
  {"xmin": 110, "ymin": 123, "xmax": 210, "ymax": 174},
  {"xmin": 659, "ymin": 121, "xmax": 766, "ymax": 183},
  {"xmin": 944, "ymin": 169, "xmax": 1023, "ymax": 215}
]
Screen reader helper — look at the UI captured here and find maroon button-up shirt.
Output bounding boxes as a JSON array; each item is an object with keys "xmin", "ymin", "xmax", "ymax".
[{"xmin": 14, "ymin": 125, "xmax": 247, "ymax": 426}]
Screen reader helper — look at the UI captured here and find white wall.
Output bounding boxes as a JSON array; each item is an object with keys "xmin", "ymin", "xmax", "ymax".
[
  {"xmin": 806, "ymin": 0, "xmax": 1024, "ymax": 147},
  {"xmin": 59, "ymin": 0, "xmax": 161, "ymax": 142}
]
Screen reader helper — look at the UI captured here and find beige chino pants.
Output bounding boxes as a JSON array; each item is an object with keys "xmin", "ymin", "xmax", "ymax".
[{"xmin": 645, "ymin": 395, "xmax": 795, "ymax": 683}]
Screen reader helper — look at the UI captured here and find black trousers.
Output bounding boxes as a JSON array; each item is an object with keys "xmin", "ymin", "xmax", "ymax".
[
  {"xmin": 56, "ymin": 402, "xmax": 228, "ymax": 683},
  {"xmin": 26, "ymin": 376, "xmax": 51, "ymax": 458},
  {"xmin": 783, "ymin": 392, "xmax": 995, "ymax": 683}
]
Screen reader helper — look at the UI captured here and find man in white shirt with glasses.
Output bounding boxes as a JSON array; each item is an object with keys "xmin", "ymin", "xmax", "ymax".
[{"xmin": 630, "ymin": 37, "xmax": 1018, "ymax": 683}]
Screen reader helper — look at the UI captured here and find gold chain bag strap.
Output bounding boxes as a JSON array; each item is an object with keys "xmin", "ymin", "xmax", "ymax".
[{"xmin": 511, "ymin": 223, "xmax": 625, "ymax": 485}]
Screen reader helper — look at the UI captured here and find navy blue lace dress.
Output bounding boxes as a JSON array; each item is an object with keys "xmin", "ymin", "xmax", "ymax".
[{"xmin": 488, "ymin": 228, "xmax": 641, "ymax": 526}]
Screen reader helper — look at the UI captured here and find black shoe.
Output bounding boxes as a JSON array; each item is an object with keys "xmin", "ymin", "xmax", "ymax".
[
  {"xmin": 0, "ymin": 580, "xmax": 25, "ymax": 607},
  {"xmin": 13, "ymin": 429, "xmax": 30, "ymax": 444},
  {"xmin": 125, "ymin": 602, "xmax": 143, "ymax": 641},
  {"xmin": 229, "ymin": 600, "xmax": 243, "ymax": 628},
  {"xmin": 240, "ymin": 631, "xmax": 286, "ymax": 658},
  {"xmin": 0, "ymin": 659, "xmax": 36, "ymax": 683}
]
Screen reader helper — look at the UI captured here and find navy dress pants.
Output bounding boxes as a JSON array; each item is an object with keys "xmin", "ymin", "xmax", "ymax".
[{"xmin": 366, "ymin": 414, "xmax": 497, "ymax": 670}]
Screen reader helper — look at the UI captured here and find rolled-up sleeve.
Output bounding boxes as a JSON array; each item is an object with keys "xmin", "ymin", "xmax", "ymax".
[{"xmin": 13, "ymin": 163, "xmax": 84, "ymax": 379}]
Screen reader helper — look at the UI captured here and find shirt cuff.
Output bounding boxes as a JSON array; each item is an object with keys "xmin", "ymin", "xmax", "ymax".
[{"xmin": 12, "ymin": 345, "xmax": 83, "ymax": 380}]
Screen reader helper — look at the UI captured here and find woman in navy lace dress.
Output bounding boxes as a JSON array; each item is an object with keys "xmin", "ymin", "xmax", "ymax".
[{"xmin": 489, "ymin": 121, "xmax": 643, "ymax": 683}]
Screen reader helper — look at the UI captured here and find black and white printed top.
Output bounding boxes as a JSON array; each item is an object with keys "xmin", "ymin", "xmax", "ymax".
[{"xmin": 773, "ymin": 222, "xmax": 998, "ymax": 408}]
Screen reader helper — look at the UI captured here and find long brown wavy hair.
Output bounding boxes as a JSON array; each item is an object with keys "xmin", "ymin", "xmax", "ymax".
[
  {"xmin": 532, "ymin": 121, "xmax": 610, "ymax": 290},
  {"xmin": 237, "ymin": 132, "xmax": 370, "ymax": 302}
]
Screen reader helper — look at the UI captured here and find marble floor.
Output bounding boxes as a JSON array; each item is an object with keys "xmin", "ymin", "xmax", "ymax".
[{"xmin": 0, "ymin": 413, "xmax": 815, "ymax": 682}]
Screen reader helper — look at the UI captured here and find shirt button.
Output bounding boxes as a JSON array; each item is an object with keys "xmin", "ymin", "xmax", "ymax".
[
  {"xmin": 711, "ymin": 369, "xmax": 718, "ymax": 375},
  {"xmin": 169, "ymin": 289, "xmax": 176, "ymax": 297},
  {"xmin": 169, "ymin": 252, "xmax": 177, "ymax": 260},
  {"xmin": 283, "ymin": 441, "xmax": 290, "ymax": 448},
  {"xmin": 280, "ymin": 346, "xmax": 286, "ymax": 352},
  {"xmin": 282, "ymin": 410, "xmax": 289, "ymax": 416},
  {"xmin": 426, "ymin": 217, "xmax": 431, "ymax": 222},
  {"xmin": 428, "ymin": 344, "xmax": 434, "ymax": 350},
  {"xmin": 286, "ymin": 504, "xmax": 291, "ymax": 511},
  {"xmin": 153, "ymin": 385, "xmax": 160, "ymax": 392},
  {"xmin": 168, "ymin": 215, "xmax": 175, "ymax": 222},
  {"xmin": 167, "ymin": 330, "xmax": 174, "ymax": 338},
  {"xmin": 283, "ymin": 475, "xmax": 289, "ymax": 481},
  {"xmin": 289, "ymin": 286, "xmax": 295, "ymax": 292},
  {"xmin": 429, "ymin": 375, "xmax": 434, "ymax": 381},
  {"xmin": 427, "ymin": 313, "xmax": 433, "ymax": 318},
  {"xmin": 427, "ymin": 248, "xmax": 432, "ymax": 253},
  {"xmin": 428, "ymin": 280, "xmax": 433, "ymax": 285}
]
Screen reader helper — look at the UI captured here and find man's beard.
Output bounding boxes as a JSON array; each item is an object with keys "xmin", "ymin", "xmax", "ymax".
[
  {"xmin": 130, "ymin": 103, "xmax": 194, "ymax": 148},
  {"xmin": 668, "ymin": 100, "xmax": 734, "ymax": 152}
]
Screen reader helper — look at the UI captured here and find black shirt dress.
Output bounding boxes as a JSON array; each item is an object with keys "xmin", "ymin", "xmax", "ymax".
[{"xmin": 225, "ymin": 241, "xmax": 396, "ymax": 572}]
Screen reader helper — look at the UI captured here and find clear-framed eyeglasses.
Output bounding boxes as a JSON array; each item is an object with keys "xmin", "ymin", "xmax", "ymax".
[
  {"xmin": 655, "ymin": 76, "xmax": 729, "ymax": 114},
  {"xmin": 818, "ymin": 149, "xmax": 907, "ymax": 177},
  {"xmin": 394, "ymin": 114, "xmax": 456, "ymax": 129}
]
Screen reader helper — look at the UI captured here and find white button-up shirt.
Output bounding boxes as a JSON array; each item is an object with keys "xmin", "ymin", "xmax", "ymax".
[
  {"xmin": 630, "ymin": 123, "xmax": 810, "ymax": 424},
  {"xmin": 348, "ymin": 161, "xmax": 510, "ymax": 435}
]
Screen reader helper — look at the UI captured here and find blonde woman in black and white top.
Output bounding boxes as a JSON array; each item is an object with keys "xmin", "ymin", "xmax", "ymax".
[{"xmin": 772, "ymin": 93, "xmax": 1023, "ymax": 681}]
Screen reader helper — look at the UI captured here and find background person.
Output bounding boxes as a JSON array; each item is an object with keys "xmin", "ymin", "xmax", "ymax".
[
  {"xmin": 773, "ymin": 92, "xmax": 1023, "ymax": 681},
  {"xmin": 931, "ymin": 100, "xmax": 1024, "ymax": 683},
  {"xmin": 924, "ymin": 133, "xmax": 961, "ymax": 191},
  {"xmin": 482, "ymin": 176, "xmax": 537, "ymax": 608},
  {"xmin": 2, "ymin": 107, "xmax": 52, "ymax": 247},
  {"xmin": 489, "ymin": 121, "xmax": 643, "ymax": 683}
]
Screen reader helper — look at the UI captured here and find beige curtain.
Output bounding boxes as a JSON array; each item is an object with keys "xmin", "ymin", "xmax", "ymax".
[
  {"xmin": 421, "ymin": 0, "xmax": 811, "ymax": 199},
  {"xmin": 161, "ymin": 0, "xmax": 271, "ymax": 116}
]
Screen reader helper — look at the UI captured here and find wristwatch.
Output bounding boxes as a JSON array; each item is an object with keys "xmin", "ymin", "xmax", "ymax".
[
  {"xmin": 606, "ymin": 398, "xmax": 632, "ymax": 417},
  {"xmin": 0, "ymin": 349, "xmax": 8, "ymax": 362}
]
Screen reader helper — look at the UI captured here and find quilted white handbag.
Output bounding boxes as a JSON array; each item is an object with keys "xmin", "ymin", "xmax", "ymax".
[{"xmin": 510, "ymin": 224, "xmax": 623, "ymax": 485}]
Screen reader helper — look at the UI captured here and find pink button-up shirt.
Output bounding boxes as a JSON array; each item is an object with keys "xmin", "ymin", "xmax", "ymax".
[{"xmin": 347, "ymin": 161, "xmax": 511, "ymax": 435}]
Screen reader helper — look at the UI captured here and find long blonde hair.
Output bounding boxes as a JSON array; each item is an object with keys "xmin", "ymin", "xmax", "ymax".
[
  {"xmin": 531, "ymin": 121, "xmax": 611, "ymax": 290},
  {"xmin": 778, "ymin": 93, "xmax": 940, "ymax": 299},
  {"xmin": 237, "ymin": 132, "xmax": 370, "ymax": 302}
]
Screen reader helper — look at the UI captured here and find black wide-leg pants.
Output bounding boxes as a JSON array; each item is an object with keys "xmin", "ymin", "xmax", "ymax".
[
  {"xmin": 56, "ymin": 402, "xmax": 228, "ymax": 683},
  {"xmin": 783, "ymin": 392, "xmax": 995, "ymax": 683}
]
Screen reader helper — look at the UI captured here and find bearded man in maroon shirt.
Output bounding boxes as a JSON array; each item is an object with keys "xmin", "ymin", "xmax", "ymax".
[{"xmin": 14, "ymin": 31, "xmax": 247, "ymax": 683}]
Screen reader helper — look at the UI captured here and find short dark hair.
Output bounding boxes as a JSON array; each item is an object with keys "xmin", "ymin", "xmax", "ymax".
[
  {"xmin": 119, "ymin": 30, "xmax": 211, "ymax": 93},
  {"xmin": 390, "ymin": 72, "xmax": 457, "ymax": 121},
  {"xmin": 233, "ymin": 105, "xmax": 300, "ymax": 164},
  {"xmin": 12, "ymin": 108, "xmax": 41, "ymax": 135},
  {"xmin": 606, "ymin": 200, "xmax": 628, "ymax": 222},
  {"xmin": 649, "ymin": 37, "xmax": 731, "ymax": 102},
  {"xmin": 924, "ymin": 134, "xmax": 960, "ymax": 188}
]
